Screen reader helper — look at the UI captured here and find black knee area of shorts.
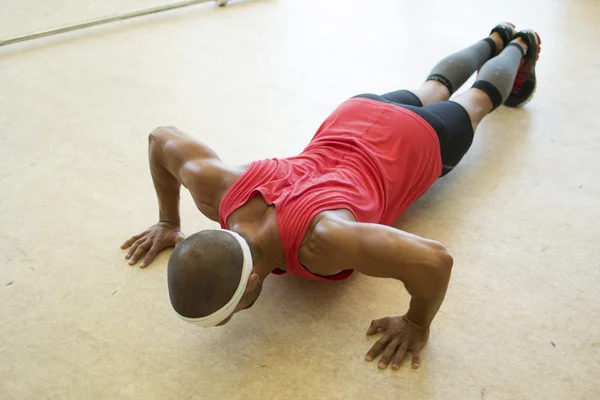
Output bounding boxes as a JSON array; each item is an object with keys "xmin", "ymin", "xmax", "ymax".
[
  {"xmin": 381, "ymin": 90, "xmax": 423, "ymax": 107},
  {"xmin": 353, "ymin": 91, "xmax": 423, "ymax": 107},
  {"xmin": 472, "ymin": 80, "xmax": 503, "ymax": 110},
  {"xmin": 396, "ymin": 102, "xmax": 474, "ymax": 176},
  {"xmin": 353, "ymin": 93, "xmax": 388, "ymax": 102},
  {"xmin": 423, "ymin": 102, "xmax": 474, "ymax": 176}
]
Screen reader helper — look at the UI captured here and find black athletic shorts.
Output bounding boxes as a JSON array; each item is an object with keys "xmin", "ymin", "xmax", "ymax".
[{"xmin": 354, "ymin": 91, "xmax": 474, "ymax": 177}]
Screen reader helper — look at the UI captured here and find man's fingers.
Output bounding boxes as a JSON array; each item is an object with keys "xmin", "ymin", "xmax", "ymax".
[
  {"xmin": 125, "ymin": 240, "xmax": 142, "ymax": 259},
  {"xmin": 121, "ymin": 234, "xmax": 143, "ymax": 249},
  {"xmin": 129, "ymin": 242, "xmax": 150, "ymax": 265},
  {"xmin": 378, "ymin": 339, "xmax": 401, "ymax": 369},
  {"xmin": 365, "ymin": 335, "xmax": 391, "ymax": 361},
  {"xmin": 367, "ymin": 318, "xmax": 386, "ymax": 335},
  {"xmin": 366, "ymin": 321, "xmax": 380, "ymax": 336},
  {"xmin": 391, "ymin": 341, "xmax": 409, "ymax": 370},
  {"xmin": 140, "ymin": 246, "xmax": 160, "ymax": 268},
  {"xmin": 410, "ymin": 344, "xmax": 422, "ymax": 369}
]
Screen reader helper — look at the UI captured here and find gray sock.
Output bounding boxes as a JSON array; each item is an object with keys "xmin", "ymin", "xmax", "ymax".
[
  {"xmin": 472, "ymin": 43, "xmax": 524, "ymax": 109},
  {"xmin": 426, "ymin": 38, "xmax": 496, "ymax": 95}
]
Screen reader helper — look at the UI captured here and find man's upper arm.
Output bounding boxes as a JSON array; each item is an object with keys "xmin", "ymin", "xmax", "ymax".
[
  {"xmin": 149, "ymin": 127, "xmax": 228, "ymax": 213},
  {"xmin": 304, "ymin": 216, "xmax": 453, "ymax": 298}
]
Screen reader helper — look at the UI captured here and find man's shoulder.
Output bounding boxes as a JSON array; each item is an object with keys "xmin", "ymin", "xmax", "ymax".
[{"xmin": 297, "ymin": 209, "xmax": 356, "ymax": 276}]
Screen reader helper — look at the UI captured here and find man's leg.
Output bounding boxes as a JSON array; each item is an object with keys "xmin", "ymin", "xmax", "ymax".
[
  {"xmin": 358, "ymin": 26, "xmax": 541, "ymax": 176},
  {"xmin": 425, "ymin": 30, "xmax": 541, "ymax": 175},
  {"xmin": 355, "ymin": 23, "xmax": 514, "ymax": 108},
  {"xmin": 403, "ymin": 23, "xmax": 516, "ymax": 106},
  {"xmin": 453, "ymin": 30, "xmax": 540, "ymax": 131}
]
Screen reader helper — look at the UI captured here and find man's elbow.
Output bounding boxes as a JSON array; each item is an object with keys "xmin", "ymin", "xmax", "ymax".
[
  {"xmin": 415, "ymin": 245, "xmax": 453, "ymax": 300},
  {"xmin": 149, "ymin": 126, "xmax": 176, "ymax": 144},
  {"xmin": 430, "ymin": 242, "xmax": 453, "ymax": 283},
  {"xmin": 148, "ymin": 128, "xmax": 163, "ymax": 151},
  {"xmin": 148, "ymin": 127, "xmax": 179, "ymax": 160},
  {"xmin": 437, "ymin": 246, "xmax": 454, "ymax": 271}
]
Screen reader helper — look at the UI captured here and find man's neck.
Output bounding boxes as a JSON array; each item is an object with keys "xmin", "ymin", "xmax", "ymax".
[{"xmin": 229, "ymin": 207, "xmax": 284, "ymax": 281}]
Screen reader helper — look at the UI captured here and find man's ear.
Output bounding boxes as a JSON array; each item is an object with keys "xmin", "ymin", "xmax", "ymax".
[{"xmin": 244, "ymin": 273, "xmax": 261, "ymax": 293}]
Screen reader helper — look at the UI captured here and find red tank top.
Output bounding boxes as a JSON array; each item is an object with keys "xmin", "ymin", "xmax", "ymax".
[{"xmin": 219, "ymin": 98, "xmax": 441, "ymax": 281}]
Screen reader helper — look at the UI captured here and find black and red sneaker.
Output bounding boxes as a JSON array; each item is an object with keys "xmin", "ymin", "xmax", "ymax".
[{"xmin": 505, "ymin": 30, "xmax": 542, "ymax": 107}]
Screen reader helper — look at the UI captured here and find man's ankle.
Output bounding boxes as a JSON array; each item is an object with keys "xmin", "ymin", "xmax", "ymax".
[
  {"xmin": 510, "ymin": 37, "xmax": 529, "ymax": 56},
  {"xmin": 489, "ymin": 32, "xmax": 504, "ymax": 55}
]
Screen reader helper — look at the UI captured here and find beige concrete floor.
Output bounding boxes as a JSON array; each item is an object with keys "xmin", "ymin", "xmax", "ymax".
[{"xmin": 1, "ymin": 0, "xmax": 599, "ymax": 399}]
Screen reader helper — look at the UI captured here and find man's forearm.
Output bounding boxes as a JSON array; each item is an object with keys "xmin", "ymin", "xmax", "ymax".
[
  {"xmin": 405, "ymin": 269, "xmax": 451, "ymax": 328},
  {"xmin": 155, "ymin": 177, "xmax": 181, "ymax": 225},
  {"xmin": 149, "ymin": 136, "xmax": 181, "ymax": 226}
]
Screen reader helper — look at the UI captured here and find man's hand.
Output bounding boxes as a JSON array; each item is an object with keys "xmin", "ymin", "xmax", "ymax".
[
  {"xmin": 365, "ymin": 315, "xmax": 430, "ymax": 370},
  {"xmin": 121, "ymin": 222, "xmax": 185, "ymax": 268}
]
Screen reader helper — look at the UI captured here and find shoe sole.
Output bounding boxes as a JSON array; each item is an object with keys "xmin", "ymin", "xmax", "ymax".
[{"xmin": 515, "ymin": 82, "xmax": 537, "ymax": 107}]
